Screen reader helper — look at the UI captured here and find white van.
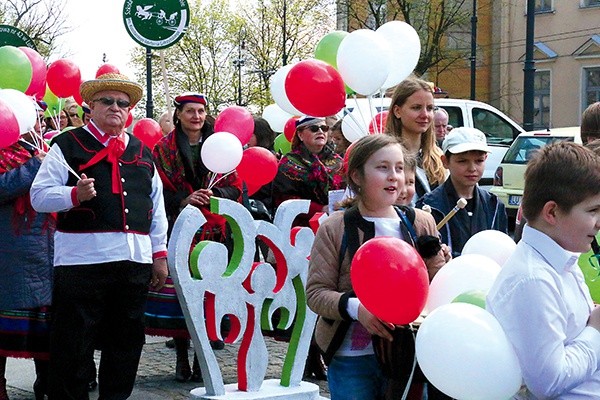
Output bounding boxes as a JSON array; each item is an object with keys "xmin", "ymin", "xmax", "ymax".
[{"xmin": 341, "ymin": 97, "xmax": 525, "ymax": 188}]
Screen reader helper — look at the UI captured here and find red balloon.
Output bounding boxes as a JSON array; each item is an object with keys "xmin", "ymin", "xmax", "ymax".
[
  {"xmin": 368, "ymin": 111, "xmax": 388, "ymax": 134},
  {"xmin": 0, "ymin": 99, "xmax": 21, "ymax": 149},
  {"xmin": 133, "ymin": 118, "xmax": 163, "ymax": 149},
  {"xmin": 19, "ymin": 47, "xmax": 47, "ymax": 100},
  {"xmin": 96, "ymin": 63, "xmax": 120, "ymax": 78},
  {"xmin": 125, "ymin": 111, "xmax": 133, "ymax": 128},
  {"xmin": 351, "ymin": 237, "xmax": 429, "ymax": 325},
  {"xmin": 72, "ymin": 79, "xmax": 85, "ymax": 106},
  {"xmin": 47, "ymin": 59, "xmax": 81, "ymax": 98},
  {"xmin": 283, "ymin": 117, "xmax": 298, "ymax": 142},
  {"xmin": 285, "ymin": 59, "xmax": 346, "ymax": 117},
  {"xmin": 236, "ymin": 147, "xmax": 278, "ymax": 196},
  {"xmin": 214, "ymin": 106, "xmax": 254, "ymax": 146}
]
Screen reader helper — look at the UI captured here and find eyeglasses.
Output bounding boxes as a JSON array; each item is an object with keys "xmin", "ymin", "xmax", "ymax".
[
  {"xmin": 93, "ymin": 97, "xmax": 131, "ymax": 109},
  {"xmin": 303, "ymin": 125, "xmax": 329, "ymax": 133}
]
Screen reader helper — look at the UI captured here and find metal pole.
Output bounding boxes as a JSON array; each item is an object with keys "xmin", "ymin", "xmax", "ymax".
[
  {"xmin": 145, "ymin": 47, "xmax": 154, "ymax": 119},
  {"xmin": 282, "ymin": 0, "xmax": 287, "ymax": 66},
  {"xmin": 523, "ymin": 0, "xmax": 536, "ymax": 131},
  {"xmin": 470, "ymin": 0, "xmax": 477, "ymax": 100}
]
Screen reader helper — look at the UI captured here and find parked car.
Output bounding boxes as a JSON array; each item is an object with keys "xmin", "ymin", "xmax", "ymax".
[
  {"xmin": 489, "ymin": 127, "xmax": 581, "ymax": 219},
  {"xmin": 341, "ymin": 97, "xmax": 525, "ymax": 188}
]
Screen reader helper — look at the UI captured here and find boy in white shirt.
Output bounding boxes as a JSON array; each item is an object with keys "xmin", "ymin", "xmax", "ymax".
[{"xmin": 487, "ymin": 142, "xmax": 600, "ymax": 399}]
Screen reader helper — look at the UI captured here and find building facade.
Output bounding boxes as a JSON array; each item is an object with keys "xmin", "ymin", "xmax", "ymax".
[
  {"xmin": 337, "ymin": 0, "xmax": 600, "ymax": 129},
  {"xmin": 498, "ymin": 0, "xmax": 600, "ymax": 128}
]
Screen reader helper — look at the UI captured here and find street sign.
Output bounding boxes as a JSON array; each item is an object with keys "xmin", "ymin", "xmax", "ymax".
[
  {"xmin": 122, "ymin": 0, "xmax": 190, "ymax": 49},
  {"xmin": 0, "ymin": 25, "xmax": 36, "ymax": 50}
]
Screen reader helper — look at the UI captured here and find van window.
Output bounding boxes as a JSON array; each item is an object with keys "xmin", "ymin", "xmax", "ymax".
[
  {"xmin": 472, "ymin": 108, "xmax": 518, "ymax": 145},
  {"xmin": 439, "ymin": 106, "xmax": 463, "ymax": 129}
]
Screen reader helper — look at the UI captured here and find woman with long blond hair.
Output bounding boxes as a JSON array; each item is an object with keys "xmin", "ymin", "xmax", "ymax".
[{"xmin": 386, "ymin": 76, "xmax": 446, "ymax": 201}]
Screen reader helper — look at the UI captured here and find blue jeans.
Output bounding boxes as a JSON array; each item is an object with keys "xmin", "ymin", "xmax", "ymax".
[{"xmin": 327, "ymin": 354, "xmax": 386, "ymax": 400}]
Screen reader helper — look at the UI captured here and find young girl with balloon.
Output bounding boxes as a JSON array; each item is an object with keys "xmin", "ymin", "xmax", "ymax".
[{"xmin": 306, "ymin": 134, "xmax": 448, "ymax": 399}]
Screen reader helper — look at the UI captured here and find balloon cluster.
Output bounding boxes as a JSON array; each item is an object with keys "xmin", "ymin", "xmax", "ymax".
[
  {"xmin": 262, "ymin": 21, "xmax": 421, "ymax": 154},
  {"xmin": 417, "ymin": 230, "xmax": 522, "ymax": 400},
  {"xmin": 349, "ymin": 229, "xmax": 523, "ymax": 399},
  {"xmin": 133, "ymin": 105, "xmax": 278, "ymax": 194},
  {"xmin": 0, "ymin": 44, "xmax": 103, "ymax": 150}
]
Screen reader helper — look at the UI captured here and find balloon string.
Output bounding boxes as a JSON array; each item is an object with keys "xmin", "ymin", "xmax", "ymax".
[
  {"xmin": 21, "ymin": 137, "xmax": 82, "ymax": 180},
  {"xmin": 367, "ymin": 95, "xmax": 376, "ymax": 134},
  {"xmin": 379, "ymin": 88, "xmax": 386, "ymax": 134},
  {"xmin": 351, "ymin": 94, "xmax": 369, "ymax": 133},
  {"xmin": 343, "ymin": 104, "xmax": 368, "ymax": 139},
  {"xmin": 400, "ymin": 324, "xmax": 418, "ymax": 400},
  {"xmin": 207, "ymin": 170, "xmax": 234, "ymax": 191}
]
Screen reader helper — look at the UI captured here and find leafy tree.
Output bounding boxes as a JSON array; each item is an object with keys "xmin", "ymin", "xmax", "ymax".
[
  {"xmin": 0, "ymin": 0, "xmax": 70, "ymax": 57},
  {"xmin": 239, "ymin": 0, "xmax": 333, "ymax": 108},
  {"xmin": 131, "ymin": 0, "xmax": 335, "ymax": 117},
  {"xmin": 339, "ymin": 0, "xmax": 472, "ymax": 76},
  {"xmin": 132, "ymin": 0, "xmax": 244, "ymax": 118}
]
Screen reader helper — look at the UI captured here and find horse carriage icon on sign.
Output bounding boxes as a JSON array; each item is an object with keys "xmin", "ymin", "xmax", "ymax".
[{"xmin": 135, "ymin": 5, "xmax": 178, "ymax": 27}]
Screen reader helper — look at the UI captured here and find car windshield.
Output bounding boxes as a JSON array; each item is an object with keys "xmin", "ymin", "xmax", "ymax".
[{"xmin": 503, "ymin": 136, "xmax": 575, "ymax": 164}]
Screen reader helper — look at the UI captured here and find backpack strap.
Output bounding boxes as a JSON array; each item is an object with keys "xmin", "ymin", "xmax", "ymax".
[{"xmin": 397, "ymin": 205, "xmax": 418, "ymax": 245}]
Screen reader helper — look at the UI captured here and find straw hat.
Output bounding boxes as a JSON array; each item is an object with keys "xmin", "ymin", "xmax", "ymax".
[{"xmin": 80, "ymin": 73, "xmax": 143, "ymax": 106}]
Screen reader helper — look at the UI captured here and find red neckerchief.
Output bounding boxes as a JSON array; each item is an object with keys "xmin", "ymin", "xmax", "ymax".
[{"xmin": 79, "ymin": 122, "xmax": 126, "ymax": 194}]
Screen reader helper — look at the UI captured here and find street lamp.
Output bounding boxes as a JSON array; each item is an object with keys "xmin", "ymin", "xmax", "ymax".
[
  {"xmin": 232, "ymin": 30, "xmax": 246, "ymax": 106},
  {"xmin": 470, "ymin": 0, "xmax": 477, "ymax": 100}
]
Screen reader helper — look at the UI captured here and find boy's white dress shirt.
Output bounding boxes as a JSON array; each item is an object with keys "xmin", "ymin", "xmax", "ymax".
[{"xmin": 487, "ymin": 225, "xmax": 600, "ymax": 399}]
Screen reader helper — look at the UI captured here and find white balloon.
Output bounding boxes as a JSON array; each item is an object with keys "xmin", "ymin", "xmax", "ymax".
[
  {"xmin": 376, "ymin": 21, "xmax": 421, "ymax": 89},
  {"xmin": 269, "ymin": 65, "xmax": 301, "ymax": 116},
  {"xmin": 200, "ymin": 132, "xmax": 243, "ymax": 174},
  {"xmin": 462, "ymin": 230, "xmax": 517, "ymax": 267},
  {"xmin": 336, "ymin": 29, "xmax": 391, "ymax": 96},
  {"xmin": 341, "ymin": 99, "xmax": 374, "ymax": 142},
  {"xmin": 262, "ymin": 103, "xmax": 293, "ymax": 133},
  {"xmin": 416, "ymin": 303, "xmax": 522, "ymax": 400},
  {"xmin": 427, "ymin": 254, "xmax": 501, "ymax": 312},
  {"xmin": 0, "ymin": 89, "xmax": 37, "ymax": 134}
]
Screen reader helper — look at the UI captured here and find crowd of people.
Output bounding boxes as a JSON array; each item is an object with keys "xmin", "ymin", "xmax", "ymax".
[{"xmin": 2, "ymin": 70, "xmax": 600, "ymax": 400}]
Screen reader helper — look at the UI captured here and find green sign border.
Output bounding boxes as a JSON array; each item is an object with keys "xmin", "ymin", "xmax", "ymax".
[
  {"xmin": 0, "ymin": 25, "xmax": 37, "ymax": 50},
  {"xmin": 123, "ymin": 0, "xmax": 190, "ymax": 49}
]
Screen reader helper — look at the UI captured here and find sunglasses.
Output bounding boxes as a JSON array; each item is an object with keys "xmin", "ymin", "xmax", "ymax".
[
  {"xmin": 93, "ymin": 97, "xmax": 131, "ymax": 109},
  {"xmin": 303, "ymin": 125, "xmax": 329, "ymax": 133}
]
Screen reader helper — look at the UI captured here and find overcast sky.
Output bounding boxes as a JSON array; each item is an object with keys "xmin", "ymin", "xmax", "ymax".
[{"xmin": 52, "ymin": 0, "xmax": 138, "ymax": 80}]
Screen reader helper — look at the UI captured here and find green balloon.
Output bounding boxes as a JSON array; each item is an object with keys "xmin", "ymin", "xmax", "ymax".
[
  {"xmin": 0, "ymin": 45, "xmax": 33, "ymax": 92},
  {"xmin": 579, "ymin": 232, "xmax": 600, "ymax": 303},
  {"xmin": 43, "ymin": 86, "xmax": 66, "ymax": 117},
  {"xmin": 314, "ymin": 31, "xmax": 348, "ymax": 70},
  {"xmin": 274, "ymin": 133, "xmax": 291, "ymax": 155},
  {"xmin": 451, "ymin": 290, "xmax": 487, "ymax": 309}
]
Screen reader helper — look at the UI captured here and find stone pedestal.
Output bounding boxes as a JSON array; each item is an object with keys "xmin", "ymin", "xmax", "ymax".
[{"xmin": 190, "ymin": 379, "xmax": 327, "ymax": 400}]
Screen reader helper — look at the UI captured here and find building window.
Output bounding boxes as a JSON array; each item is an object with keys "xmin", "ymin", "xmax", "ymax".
[
  {"xmin": 582, "ymin": 0, "xmax": 600, "ymax": 7},
  {"xmin": 535, "ymin": 0, "xmax": 553, "ymax": 12},
  {"xmin": 584, "ymin": 67, "xmax": 600, "ymax": 109},
  {"xmin": 534, "ymin": 70, "xmax": 551, "ymax": 129}
]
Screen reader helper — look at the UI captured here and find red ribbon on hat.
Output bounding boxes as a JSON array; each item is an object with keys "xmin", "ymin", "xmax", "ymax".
[{"xmin": 79, "ymin": 123, "xmax": 125, "ymax": 194}]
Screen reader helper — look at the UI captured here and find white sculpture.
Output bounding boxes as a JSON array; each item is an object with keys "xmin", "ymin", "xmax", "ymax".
[{"xmin": 168, "ymin": 198, "xmax": 324, "ymax": 399}]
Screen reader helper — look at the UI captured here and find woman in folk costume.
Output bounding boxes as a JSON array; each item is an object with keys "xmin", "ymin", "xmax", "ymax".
[
  {"xmin": 146, "ymin": 92, "xmax": 242, "ymax": 382},
  {"xmin": 273, "ymin": 116, "xmax": 345, "ymax": 227},
  {"xmin": 0, "ymin": 102, "xmax": 53, "ymax": 400}
]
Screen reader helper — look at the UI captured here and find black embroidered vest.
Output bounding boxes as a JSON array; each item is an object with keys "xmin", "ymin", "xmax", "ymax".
[{"xmin": 53, "ymin": 127, "xmax": 155, "ymax": 233}]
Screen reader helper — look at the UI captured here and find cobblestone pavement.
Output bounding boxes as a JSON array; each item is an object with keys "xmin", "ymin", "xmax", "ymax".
[{"xmin": 7, "ymin": 337, "xmax": 330, "ymax": 399}]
